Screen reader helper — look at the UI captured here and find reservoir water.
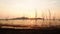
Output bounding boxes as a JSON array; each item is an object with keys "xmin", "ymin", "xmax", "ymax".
[{"xmin": 0, "ymin": 19, "xmax": 60, "ymax": 29}]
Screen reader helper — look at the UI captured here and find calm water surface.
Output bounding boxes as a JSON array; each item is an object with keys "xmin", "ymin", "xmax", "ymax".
[{"xmin": 0, "ymin": 20, "xmax": 60, "ymax": 29}]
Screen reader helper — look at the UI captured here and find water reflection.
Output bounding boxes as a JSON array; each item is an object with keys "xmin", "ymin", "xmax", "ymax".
[{"xmin": 0, "ymin": 20, "xmax": 60, "ymax": 27}]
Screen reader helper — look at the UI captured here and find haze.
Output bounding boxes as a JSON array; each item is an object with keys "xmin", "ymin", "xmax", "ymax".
[{"xmin": 0, "ymin": 0, "xmax": 60, "ymax": 19}]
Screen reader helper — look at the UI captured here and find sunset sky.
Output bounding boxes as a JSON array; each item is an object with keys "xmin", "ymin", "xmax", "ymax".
[{"xmin": 0, "ymin": 0, "xmax": 60, "ymax": 19}]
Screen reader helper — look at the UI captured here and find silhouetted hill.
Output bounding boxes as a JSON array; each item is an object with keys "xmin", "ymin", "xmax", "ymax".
[
  {"xmin": 11, "ymin": 17, "xmax": 29, "ymax": 20},
  {"xmin": 10, "ymin": 17, "xmax": 44, "ymax": 20}
]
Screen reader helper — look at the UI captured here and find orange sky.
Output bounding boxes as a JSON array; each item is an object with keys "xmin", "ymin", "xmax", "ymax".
[{"xmin": 0, "ymin": 0, "xmax": 60, "ymax": 19}]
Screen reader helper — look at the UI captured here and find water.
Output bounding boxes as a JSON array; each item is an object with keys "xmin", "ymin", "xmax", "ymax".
[{"xmin": 0, "ymin": 19, "xmax": 60, "ymax": 29}]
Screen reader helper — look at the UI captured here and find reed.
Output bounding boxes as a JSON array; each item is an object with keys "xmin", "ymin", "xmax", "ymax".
[
  {"xmin": 48, "ymin": 9, "xmax": 51, "ymax": 27},
  {"xmin": 34, "ymin": 9, "xmax": 37, "ymax": 26}
]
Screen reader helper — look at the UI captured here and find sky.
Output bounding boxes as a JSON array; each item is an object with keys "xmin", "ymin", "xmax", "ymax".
[{"xmin": 0, "ymin": 0, "xmax": 60, "ymax": 19}]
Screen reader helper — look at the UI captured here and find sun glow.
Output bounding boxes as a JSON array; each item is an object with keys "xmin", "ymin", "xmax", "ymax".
[
  {"xmin": 9, "ymin": 0, "xmax": 50, "ymax": 18},
  {"xmin": 0, "ymin": 0, "xmax": 60, "ymax": 19}
]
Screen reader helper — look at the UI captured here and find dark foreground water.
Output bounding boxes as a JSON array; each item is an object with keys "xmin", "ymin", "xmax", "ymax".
[{"xmin": 0, "ymin": 28, "xmax": 60, "ymax": 34}]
